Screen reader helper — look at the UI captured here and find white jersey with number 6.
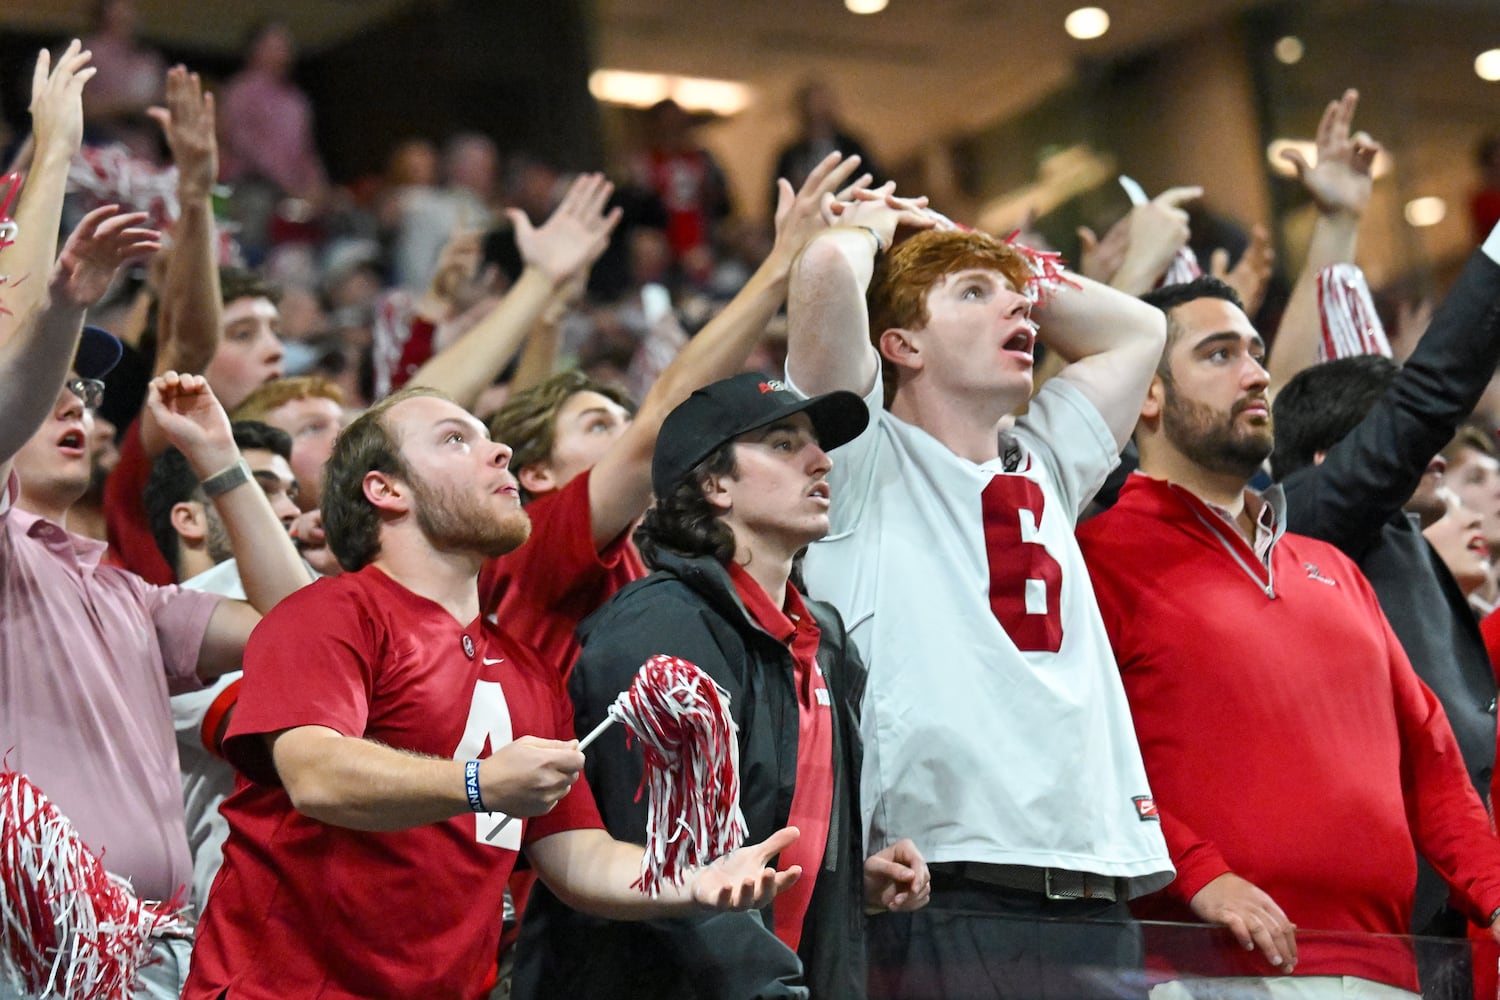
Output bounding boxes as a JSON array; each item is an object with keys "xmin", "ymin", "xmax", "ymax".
[{"xmin": 791, "ymin": 364, "xmax": 1173, "ymax": 895}]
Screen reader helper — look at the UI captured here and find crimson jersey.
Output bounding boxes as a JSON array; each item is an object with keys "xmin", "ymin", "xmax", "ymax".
[
  {"xmin": 185, "ymin": 565, "xmax": 602, "ymax": 1000},
  {"xmin": 103, "ymin": 419, "xmax": 176, "ymax": 585},
  {"xmin": 479, "ymin": 468, "xmax": 646, "ymax": 679}
]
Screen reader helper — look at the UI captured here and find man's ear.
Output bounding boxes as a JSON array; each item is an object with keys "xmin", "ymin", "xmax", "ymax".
[
  {"xmin": 877, "ymin": 327, "xmax": 922, "ymax": 376},
  {"xmin": 1140, "ymin": 372, "xmax": 1166, "ymax": 423},
  {"xmin": 701, "ymin": 472, "xmax": 733, "ymax": 513},
  {"xmin": 362, "ymin": 470, "xmax": 409, "ymax": 514},
  {"xmin": 170, "ymin": 500, "xmax": 208, "ymax": 545},
  {"xmin": 517, "ymin": 462, "xmax": 555, "ymax": 497}
]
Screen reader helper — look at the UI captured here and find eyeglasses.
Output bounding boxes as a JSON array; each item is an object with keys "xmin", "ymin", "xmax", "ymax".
[{"xmin": 66, "ymin": 377, "xmax": 105, "ymax": 410}]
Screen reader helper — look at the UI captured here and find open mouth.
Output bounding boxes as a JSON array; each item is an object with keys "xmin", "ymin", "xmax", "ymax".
[
  {"xmin": 1468, "ymin": 535, "xmax": 1489, "ymax": 557},
  {"xmin": 1002, "ymin": 327, "xmax": 1035, "ymax": 356},
  {"xmin": 56, "ymin": 428, "xmax": 86, "ymax": 454},
  {"xmin": 808, "ymin": 481, "xmax": 831, "ymax": 501}
]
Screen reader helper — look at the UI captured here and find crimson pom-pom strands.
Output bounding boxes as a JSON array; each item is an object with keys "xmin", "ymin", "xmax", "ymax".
[
  {"xmin": 0, "ymin": 769, "xmax": 181, "ymax": 1000},
  {"xmin": 483, "ymin": 654, "xmax": 747, "ymax": 896},
  {"xmin": 0, "ymin": 172, "xmax": 21, "ymax": 319}
]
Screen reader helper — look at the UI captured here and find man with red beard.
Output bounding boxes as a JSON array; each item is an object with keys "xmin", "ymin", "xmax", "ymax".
[
  {"xmin": 1077, "ymin": 276, "xmax": 1500, "ymax": 998},
  {"xmin": 185, "ymin": 386, "xmax": 806, "ymax": 1000}
]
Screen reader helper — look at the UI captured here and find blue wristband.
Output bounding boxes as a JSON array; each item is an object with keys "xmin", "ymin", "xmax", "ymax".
[{"xmin": 464, "ymin": 759, "xmax": 487, "ymax": 813}]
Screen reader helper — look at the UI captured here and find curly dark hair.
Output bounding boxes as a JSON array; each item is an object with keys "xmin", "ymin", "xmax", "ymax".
[{"xmin": 635, "ymin": 442, "xmax": 739, "ymax": 568}]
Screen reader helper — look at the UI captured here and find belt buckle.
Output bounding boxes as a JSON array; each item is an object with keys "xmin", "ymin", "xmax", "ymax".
[{"xmin": 1044, "ymin": 868, "xmax": 1072, "ymax": 900}]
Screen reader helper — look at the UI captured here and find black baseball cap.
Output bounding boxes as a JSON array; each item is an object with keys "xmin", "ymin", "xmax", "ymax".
[
  {"xmin": 652, "ymin": 372, "xmax": 869, "ymax": 497},
  {"xmin": 75, "ymin": 325, "xmax": 123, "ymax": 380}
]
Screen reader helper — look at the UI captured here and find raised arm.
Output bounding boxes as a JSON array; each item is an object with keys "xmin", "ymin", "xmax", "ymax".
[
  {"xmin": 1077, "ymin": 186, "xmax": 1201, "ymax": 296},
  {"xmin": 584, "ymin": 152, "xmax": 869, "ymax": 549},
  {"xmin": 785, "ymin": 178, "xmax": 931, "ymax": 398},
  {"xmin": 140, "ymin": 68, "xmax": 226, "ymax": 458},
  {"xmin": 1266, "ymin": 89, "xmax": 1379, "ymax": 395},
  {"xmin": 408, "ymin": 174, "xmax": 620, "ymax": 411},
  {"xmin": 1281, "ymin": 225, "xmax": 1500, "ymax": 553},
  {"xmin": 0, "ymin": 43, "xmax": 96, "ymax": 469},
  {"xmin": 1041, "ymin": 272, "xmax": 1168, "ymax": 450}
]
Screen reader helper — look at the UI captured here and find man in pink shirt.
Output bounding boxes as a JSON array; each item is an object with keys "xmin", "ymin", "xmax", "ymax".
[{"xmin": 0, "ymin": 41, "xmax": 309, "ymax": 999}]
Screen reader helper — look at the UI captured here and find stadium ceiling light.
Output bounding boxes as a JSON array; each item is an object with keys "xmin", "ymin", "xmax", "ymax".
[
  {"xmin": 1274, "ymin": 36, "xmax": 1304, "ymax": 65},
  {"xmin": 589, "ymin": 70, "xmax": 753, "ymax": 116},
  {"xmin": 1065, "ymin": 7, "xmax": 1110, "ymax": 41},
  {"xmin": 1477, "ymin": 49, "xmax": 1500, "ymax": 82}
]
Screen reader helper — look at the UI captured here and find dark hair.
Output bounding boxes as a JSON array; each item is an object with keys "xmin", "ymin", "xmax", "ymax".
[
  {"xmin": 1270, "ymin": 354, "xmax": 1399, "ymax": 480},
  {"xmin": 487, "ymin": 370, "xmax": 635, "ymax": 501},
  {"xmin": 219, "ymin": 266, "xmax": 282, "ymax": 308},
  {"xmin": 145, "ymin": 420, "xmax": 293, "ymax": 573},
  {"xmin": 1140, "ymin": 276, "xmax": 1246, "ymax": 374},
  {"xmin": 322, "ymin": 387, "xmax": 443, "ymax": 572},
  {"xmin": 634, "ymin": 442, "xmax": 739, "ymax": 568}
]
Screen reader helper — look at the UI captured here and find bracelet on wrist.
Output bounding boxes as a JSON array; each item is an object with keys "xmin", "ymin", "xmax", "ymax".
[
  {"xmin": 857, "ymin": 225, "xmax": 886, "ymax": 254},
  {"xmin": 200, "ymin": 458, "xmax": 252, "ymax": 499},
  {"xmin": 464, "ymin": 759, "xmax": 487, "ymax": 813}
]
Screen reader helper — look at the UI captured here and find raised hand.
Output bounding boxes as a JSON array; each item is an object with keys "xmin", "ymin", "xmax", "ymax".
[
  {"xmin": 30, "ymin": 40, "xmax": 95, "ymax": 161},
  {"xmin": 1189, "ymin": 871, "xmax": 1298, "ymax": 972},
  {"xmin": 1280, "ymin": 89, "xmax": 1380, "ymax": 219},
  {"xmin": 146, "ymin": 371, "xmax": 236, "ymax": 473},
  {"xmin": 507, "ymin": 172, "xmax": 622, "ymax": 284},
  {"xmin": 835, "ymin": 181, "xmax": 938, "ymax": 249},
  {"xmin": 768, "ymin": 151, "xmax": 868, "ymax": 266},
  {"xmin": 689, "ymin": 825, "xmax": 803, "ymax": 911},
  {"xmin": 148, "ymin": 66, "xmax": 218, "ymax": 199},
  {"xmin": 50, "ymin": 205, "xmax": 161, "ymax": 309},
  {"xmin": 863, "ymin": 837, "xmax": 931, "ymax": 913},
  {"xmin": 1111, "ymin": 185, "xmax": 1202, "ymax": 295},
  {"xmin": 1210, "ymin": 223, "xmax": 1275, "ymax": 316}
]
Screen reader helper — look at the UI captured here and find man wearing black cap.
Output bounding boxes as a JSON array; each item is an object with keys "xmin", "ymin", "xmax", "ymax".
[{"xmin": 513, "ymin": 372, "xmax": 931, "ymax": 1000}]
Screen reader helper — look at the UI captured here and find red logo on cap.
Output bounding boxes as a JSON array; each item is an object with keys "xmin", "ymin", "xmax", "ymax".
[{"xmin": 757, "ymin": 379, "xmax": 788, "ymax": 394}]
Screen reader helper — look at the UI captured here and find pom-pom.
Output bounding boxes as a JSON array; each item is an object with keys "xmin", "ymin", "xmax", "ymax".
[
  {"xmin": 1000, "ymin": 230, "xmax": 1082, "ymax": 305},
  {"xmin": 0, "ymin": 769, "xmax": 181, "ymax": 1000},
  {"xmin": 0, "ymin": 172, "xmax": 21, "ymax": 318},
  {"xmin": 608, "ymin": 655, "xmax": 747, "ymax": 897},
  {"xmin": 66, "ymin": 145, "xmax": 180, "ymax": 234},
  {"xmin": 1161, "ymin": 246, "xmax": 1203, "ymax": 287},
  {"xmin": 1317, "ymin": 263, "xmax": 1391, "ymax": 362}
]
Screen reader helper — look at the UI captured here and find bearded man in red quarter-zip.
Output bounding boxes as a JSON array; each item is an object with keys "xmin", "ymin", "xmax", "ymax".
[{"xmin": 1078, "ymin": 276, "xmax": 1500, "ymax": 1000}]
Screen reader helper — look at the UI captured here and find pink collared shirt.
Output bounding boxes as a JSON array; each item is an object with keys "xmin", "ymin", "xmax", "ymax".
[{"xmin": 0, "ymin": 472, "xmax": 221, "ymax": 900}]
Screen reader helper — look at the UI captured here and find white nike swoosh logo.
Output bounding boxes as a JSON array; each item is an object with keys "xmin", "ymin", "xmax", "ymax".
[{"xmin": 483, "ymin": 657, "xmax": 504, "ymax": 665}]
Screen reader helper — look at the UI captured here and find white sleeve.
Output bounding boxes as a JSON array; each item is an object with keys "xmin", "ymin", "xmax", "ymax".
[{"xmin": 1012, "ymin": 378, "xmax": 1121, "ymax": 522}]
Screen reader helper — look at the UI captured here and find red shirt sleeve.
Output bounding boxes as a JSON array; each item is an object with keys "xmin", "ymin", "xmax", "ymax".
[
  {"xmin": 478, "ymin": 470, "xmax": 645, "ymax": 677},
  {"xmin": 223, "ymin": 578, "xmax": 378, "ymax": 784},
  {"xmin": 103, "ymin": 420, "xmax": 176, "ymax": 585}
]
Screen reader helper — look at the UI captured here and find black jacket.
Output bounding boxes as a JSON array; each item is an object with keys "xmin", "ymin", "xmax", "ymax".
[
  {"xmin": 1281, "ymin": 247, "xmax": 1500, "ymax": 930},
  {"xmin": 511, "ymin": 549, "xmax": 869, "ymax": 1000}
]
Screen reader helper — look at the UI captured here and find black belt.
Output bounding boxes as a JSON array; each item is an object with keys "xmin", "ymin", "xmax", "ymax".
[{"xmin": 930, "ymin": 862, "xmax": 1125, "ymax": 902}]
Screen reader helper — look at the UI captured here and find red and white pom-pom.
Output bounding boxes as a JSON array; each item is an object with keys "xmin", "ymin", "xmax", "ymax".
[
  {"xmin": 66, "ymin": 145, "xmax": 180, "ymax": 234},
  {"xmin": 1160, "ymin": 245, "xmax": 1203, "ymax": 287},
  {"xmin": 1000, "ymin": 229, "xmax": 1083, "ymax": 305},
  {"xmin": 1317, "ymin": 263, "xmax": 1391, "ymax": 362},
  {"xmin": 0, "ymin": 769, "xmax": 181, "ymax": 1000},
  {"xmin": 608, "ymin": 654, "xmax": 747, "ymax": 897},
  {"xmin": 0, "ymin": 172, "xmax": 21, "ymax": 318}
]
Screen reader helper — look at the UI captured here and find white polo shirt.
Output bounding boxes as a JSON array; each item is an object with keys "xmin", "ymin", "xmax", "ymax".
[{"xmin": 790, "ymin": 365, "xmax": 1173, "ymax": 895}]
